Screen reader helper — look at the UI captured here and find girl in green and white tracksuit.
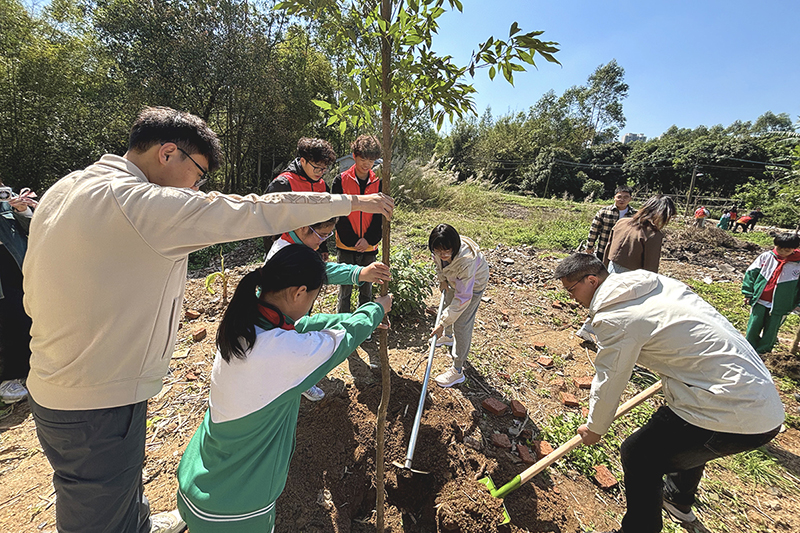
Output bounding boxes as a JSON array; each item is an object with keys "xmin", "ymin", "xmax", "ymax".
[
  {"xmin": 176, "ymin": 244, "xmax": 391, "ymax": 532},
  {"xmin": 742, "ymin": 233, "xmax": 800, "ymax": 354}
]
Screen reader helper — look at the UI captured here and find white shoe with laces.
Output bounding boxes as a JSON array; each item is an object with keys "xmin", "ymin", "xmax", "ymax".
[
  {"xmin": 435, "ymin": 335, "xmax": 454, "ymax": 347},
  {"xmin": 150, "ymin": 510, "xmax": 186, "ymax": 533},
  {"xmin": 302, "ymin": 385, "xmax": 325, "ymax": 401},
  {"xmin": 0, "ymin": 380, "xmax": 28, "ymax": 404},
  {"xmin": 434, "ymin": 367, "xmax": 465, "ymax": 388}
]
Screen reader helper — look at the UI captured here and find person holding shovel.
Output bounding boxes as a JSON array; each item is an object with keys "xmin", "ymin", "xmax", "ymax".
[
  {"xmin": 428, "ymin": 224, "xmax": 489, "ymax": 387},
  {"xmin": 554, "ymin": 253, "xmax": 784, "ymax": 533},
  {"xmin": 177, "ymin": 244, "xmax": 392, "ymax": 532}
]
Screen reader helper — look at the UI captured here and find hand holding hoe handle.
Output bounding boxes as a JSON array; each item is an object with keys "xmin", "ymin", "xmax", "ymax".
[{"xmin": 488, "ymin": 380, "xmax": 664, "ymax": 498}]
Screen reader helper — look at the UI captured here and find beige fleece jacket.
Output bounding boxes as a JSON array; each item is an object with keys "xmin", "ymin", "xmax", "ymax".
[{"xmin": 23, "ymin": 154, "xmax": 352, "ymax": 410}]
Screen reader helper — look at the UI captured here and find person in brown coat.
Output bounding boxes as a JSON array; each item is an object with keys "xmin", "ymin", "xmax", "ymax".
[{"xmin": 604, "ymin": 195, "xmax": 676, "ymax": 274}]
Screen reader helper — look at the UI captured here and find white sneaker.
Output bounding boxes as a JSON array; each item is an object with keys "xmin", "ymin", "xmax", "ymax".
[
  {"xmin": 150, "ymin": 510, "xmax": 186, "ymax": 533},
  {"xmin": 575, "ymin": 325, "xmax": 595, "ymax": 343},
  {"xmin": 0, "ymin": 380, "xmax": 28, "ymax": 404},
  {"xmin": 435, "ymin": 335, "xmax": 454, "ymax": 347},
  {"xmin": 663, "ymin": 499, "xmax": 697, "ymax": 523},
  {"xmin": 302, "ymin": 385, "xmax": 325, "ymax": 401},
  {"xmin": 434, "ymin": 367, "xmax": 465, "ymax": 388}
]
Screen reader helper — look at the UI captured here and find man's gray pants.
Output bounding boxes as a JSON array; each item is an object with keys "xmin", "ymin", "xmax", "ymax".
[{"xmin": 28, "ymin": 396, "xmax": 151, "ymax": 533}]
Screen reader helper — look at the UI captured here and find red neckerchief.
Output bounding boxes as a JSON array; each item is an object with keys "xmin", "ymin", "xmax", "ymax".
[
  {"xmin": 256, "ymin": 304, "xmax": 295, "ymax": 331},
  {"xmin": 279, "ymin": 230, "xmax": 303, "ymax": 245},
  {"xmin": 761, "ymin": 248, "xmax": 800, "ymax": 302}
]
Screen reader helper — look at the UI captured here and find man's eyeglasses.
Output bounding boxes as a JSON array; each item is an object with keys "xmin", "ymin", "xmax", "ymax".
[
  {"xmin": 565, "ymin": 274, "xmax": 589, "ymax": 294},
  {"xmin": 310, "ymin": 226, "xmax": 333, "ymax": 241},
  {"xmin": 175, "ymin": 146, "xmax": 209, "ymax": 188},
  {"xmin": 162, "ymin": 142, "xmax": 209, "ymax": 188},
  {"xmin": 308, "ymin": 162, "xmax": 328, "ymax": 175}
]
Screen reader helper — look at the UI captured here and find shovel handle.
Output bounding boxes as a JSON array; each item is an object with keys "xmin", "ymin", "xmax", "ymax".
[{"xmin": 518, "ymin": 380, "xmax": 664, "ymax": 486}]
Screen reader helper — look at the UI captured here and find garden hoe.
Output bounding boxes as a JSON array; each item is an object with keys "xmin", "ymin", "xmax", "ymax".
[
  {"xmin": 479, "ymin": 380, "xmax": 663, "ymax": 524},
  {"xmin": 392, "ymin": 291, "xmax": 447, "ymax": 475}
]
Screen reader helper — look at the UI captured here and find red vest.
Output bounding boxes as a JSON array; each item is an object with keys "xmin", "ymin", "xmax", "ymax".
[
  {"xmin": 279, "ymin": 172, "xmax": 328, "ymax": 193},
  {"xmin": 335, "ymin": 166, "xmax": 381, "ymax": 252}
]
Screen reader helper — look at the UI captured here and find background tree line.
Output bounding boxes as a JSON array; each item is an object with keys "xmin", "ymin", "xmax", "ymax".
[{"xmin": 1, "ymin": 0, "xmax": 798, "ymax": 225}]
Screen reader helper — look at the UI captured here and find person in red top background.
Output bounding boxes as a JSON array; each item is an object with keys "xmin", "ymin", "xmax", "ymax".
[
  {"xmin": 332, "ymin": 135, "xmax": 383, "ymax": 315},
  {"xmin": 266, "ymin": 137, "xmax": 336, "ymax": 194}
]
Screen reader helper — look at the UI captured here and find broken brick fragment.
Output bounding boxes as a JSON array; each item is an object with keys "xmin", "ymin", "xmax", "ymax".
[
  {"xmin": 561, "ymin": 392, "xmax": 580, "ymax": 407},
  {"xmin": 552, "ymin": 301, "xmax": 563, "ymax": 309},
  {"xmin": 481, "ymin": 398, "xmax": 509, "ymax": 416},
  {"xmin": 510, "ymin": 400, "xmax": 527, "ymax": 418},
  {"xmin": 573, "ymin": 376, "xmax": 593, "ymax": 389},
  {"xmin": 533, "ymin": 342, "xmax": 546, "ymax": 351},
  {"xmin": 185, "ymin": 372, "xmax": 198, "ymax": 381},
  {"xmin": 551, "ymin": 377, "xmax": 566, "ymax": 390},
  {"xmin": 516, "ymin": 444, "xmax": 536, "ymax": 464},
  {"xmin": 491, "ymin": 433, "xmax": 512, "ymax": 449},
  {"xmin": 593, "ymin": 465, "xmax": 618, "ymax": 489},
  {"xmin": 185, "ymin": 309, "xmax": 201, "ymax": 320},
  {"xmin": 536, "ymin": 356, "xmax": 553, "ymax": 368},
  {"xmin": 520, "ymin": 428, "xmax": 533, "ymax": 440},
  {"xmin": 533, "ymin": 440, "xmax": 554, "ymax": 458},
  {"xmin": 192, "ymin": 328, "xmax": 207, "ymax": 342}
]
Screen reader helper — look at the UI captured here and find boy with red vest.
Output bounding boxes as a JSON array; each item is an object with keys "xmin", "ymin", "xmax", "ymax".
[
  {"xmin": 266, "ymin": 137, "xmax": 336, "ymax": 194},
  {"xmin": 332, "ymin": 135, "xmax": 383, "ymax": 315}
]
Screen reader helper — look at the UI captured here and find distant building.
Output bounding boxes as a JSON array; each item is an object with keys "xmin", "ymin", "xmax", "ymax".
[{"xmin": 622, "ymin": 133, "xmax": 647, "ymax": 144}]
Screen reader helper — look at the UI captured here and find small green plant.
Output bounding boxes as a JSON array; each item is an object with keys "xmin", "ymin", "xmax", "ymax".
[
  {"xmin": 719, "ymin": 448, "xmax": 794, "ymax": 491},
  {"xmin": 539, "ymin": 412, "xmax": 611, "ymax": 477},
  {"xmin": 385, "ymin": 248, "xmax": 435, "ymax": 317},
  {"xmin": 205, "ymin": 252, "xmax": 230, "ymax": 306},
  {"xmin": 776, "ymin": 376, "xmax": 799, "ymax": 393}
]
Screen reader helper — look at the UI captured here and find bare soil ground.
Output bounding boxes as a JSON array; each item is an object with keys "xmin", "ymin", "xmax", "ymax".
[{"xmin": 2, "ymin": 227, "xmax": 800, "ymax": 533}]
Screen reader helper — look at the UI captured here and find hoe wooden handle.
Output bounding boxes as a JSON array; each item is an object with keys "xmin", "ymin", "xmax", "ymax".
[{"xmin": 518, "ymin": 380, "xmax": 664, "ymax": 486}]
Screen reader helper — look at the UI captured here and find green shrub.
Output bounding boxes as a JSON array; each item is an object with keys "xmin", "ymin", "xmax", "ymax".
[{"xmin": 385, "ymin": 248, "xmax": 435, "ymax": 317}]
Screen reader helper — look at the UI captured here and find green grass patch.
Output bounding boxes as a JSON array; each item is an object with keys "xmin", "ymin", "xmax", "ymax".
[
  {"xmin": 733, "ymin": 230, "xmax": 774, "ymax": 248},
  {"xmin": 718, "ymin": 448, "xmax": 796, "ymax": 492}
]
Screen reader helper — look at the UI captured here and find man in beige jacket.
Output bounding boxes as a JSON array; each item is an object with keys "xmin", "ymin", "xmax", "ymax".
[{"xmin": 23, "ymin": 107, "xmax": 393, "ymax": 533}]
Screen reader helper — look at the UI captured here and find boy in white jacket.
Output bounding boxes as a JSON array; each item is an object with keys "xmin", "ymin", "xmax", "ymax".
[{"xmin": 554, "ymin": 253, "xmax": 784, "ymax": 533}]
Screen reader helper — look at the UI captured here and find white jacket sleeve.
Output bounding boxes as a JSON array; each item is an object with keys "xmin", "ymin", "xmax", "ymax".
[
  {"xmin": 438, "ymin": 257, "xmax": 477, "ymax": 328},
  {"xmin": 114, "ymin": 185, "xmax": 352, "ymax": 258},
  {"xmin": 586, "ymin": 314, "xmax": 647, "ymax": 435}
]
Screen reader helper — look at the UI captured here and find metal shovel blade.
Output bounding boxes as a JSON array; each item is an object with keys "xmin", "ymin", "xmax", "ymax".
[{"xmin": 476, "ymin": 476, "xmax": 511, "ymax": 525}]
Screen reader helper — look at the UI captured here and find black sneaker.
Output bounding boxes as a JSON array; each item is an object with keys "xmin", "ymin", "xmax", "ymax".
[{"xmin": 663, "ymin": 498, "xmax": 697, "ymax": 523}]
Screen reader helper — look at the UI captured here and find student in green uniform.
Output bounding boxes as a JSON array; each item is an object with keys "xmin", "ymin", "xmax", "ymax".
[{"xmin": 176, "ymin": 244, "xmax": 391, "ymax": 532}]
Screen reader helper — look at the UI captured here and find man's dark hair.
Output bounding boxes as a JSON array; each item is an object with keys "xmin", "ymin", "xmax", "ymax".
[
  {"xmin": 614, "ymin": 185, "xmax": 633, "ymax": 196},
  {"xmin": 428, "ymin": 224, "xmax": 462, "ymax": 258},
  {"xmin": 773, "ymin": 233, "xmax": 800, "ymax": 249},
  {"xmin": 128, "ymin": 106, "xmax": 222, "ymax": 172},
  {"xmin": 553, "ymin": 253, "xmax": 607, "ymax": 282},
  {"xmin": 351, "ymin": 135, "xmax": 382, "ymax": 160},
  {"xmin": 297, "ymin": 138, "xmax": 336, "ymax": 165}
]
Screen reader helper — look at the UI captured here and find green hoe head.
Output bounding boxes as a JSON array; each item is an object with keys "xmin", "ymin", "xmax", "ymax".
[{"xmin": 477, "ymin": 476, "xmax": 512, "ymax": 525}]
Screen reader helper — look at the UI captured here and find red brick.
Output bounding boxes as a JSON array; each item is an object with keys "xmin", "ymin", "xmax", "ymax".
[
  {"xmin": 536, "ymin": 356, "xmax": 553, "ymax": 368},
  {"xmin": 481, "ymin": 398, "xmax": 509, "ymax": 416},
  {"xmin": 516, "ymin": 444, "xmax": 536, "ymax": 465},
  {"xmin": 491, "ymin": 433, "xmax": 512, "ymax": 449},
  {"xmin": 593, "ymin": 465, "xmax": 618, "ymax": 489},
  {"xmin": 533, "ymin": 440, "xmax": 554, "ymax": 458},
  {"xmin": 533, "ymin": 342, "xmax": 546, "ymax": 351},
  {"xmin": 552, "ymin": 301, "xmax": 563, "ymax": 309},
  {"xmin": 192, "ymin": 328, "xmax": 207, "ymax": 342},
  {"xmin": 510, "ymin": 400, "xmax": 527, "ymax": 418},
  {"xmin": 185, "ymin": 309, "xmax": 202, "ymax": 320},
  {"xmin": 574, "ymin": 376, "xmax": 594, "ymax": 389},
  {"xmin": 561, "ymin": 392, "xmax": 580, "ymax": 407},
  {"xmin": 185, "ymin": 371, "xmax": 198, "ymax": 381},
  {"xmin": 551, "ymin": 377, "xmax": 567, "ymax": 390}
]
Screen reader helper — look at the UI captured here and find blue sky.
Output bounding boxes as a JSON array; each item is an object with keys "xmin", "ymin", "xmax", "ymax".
[{"xmin": 432, "ymin": 0, "xmax": 800, "ymax": 139}]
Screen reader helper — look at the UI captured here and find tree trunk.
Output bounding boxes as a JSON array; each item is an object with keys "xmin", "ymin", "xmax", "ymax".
[{"xmin": 376, "ymin": 1, "xmax": 393, "ymax": 530}]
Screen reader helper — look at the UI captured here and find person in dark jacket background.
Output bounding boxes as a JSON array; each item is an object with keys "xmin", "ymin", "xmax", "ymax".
[{"xmin": 0, "ymin": 182, "xmax": 36, "ymax": 404}]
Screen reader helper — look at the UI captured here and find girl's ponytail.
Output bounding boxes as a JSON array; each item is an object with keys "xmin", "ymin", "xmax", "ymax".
[{"xmin": 216, "ymin": 269, "xmax": 262, "ymax": 362}]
